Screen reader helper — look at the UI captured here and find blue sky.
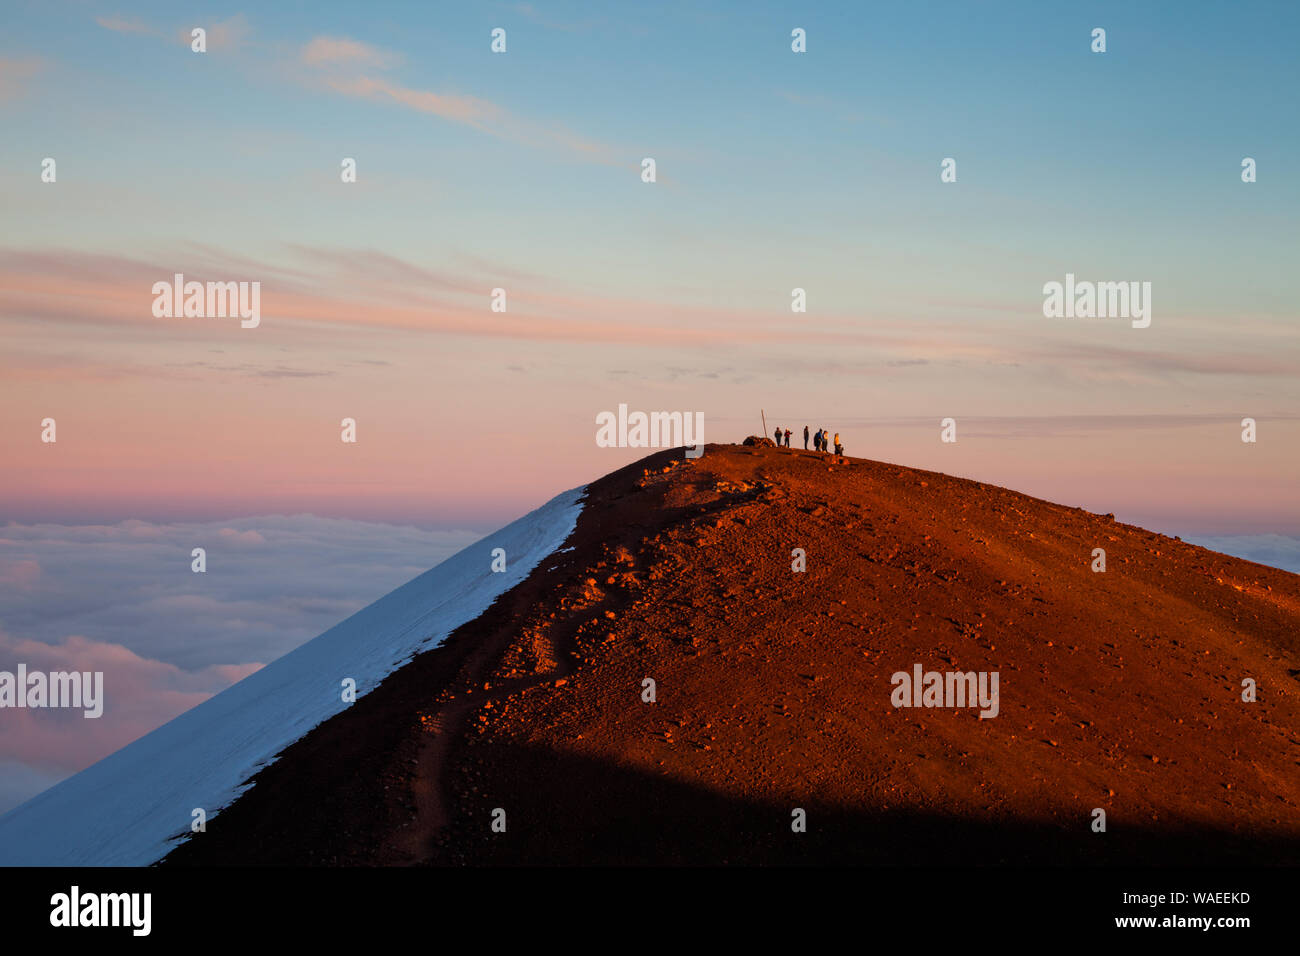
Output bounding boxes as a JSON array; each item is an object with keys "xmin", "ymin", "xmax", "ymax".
[{"xmin": 4, "ymin": 0, "xmax": 1297, "ymax": 315}]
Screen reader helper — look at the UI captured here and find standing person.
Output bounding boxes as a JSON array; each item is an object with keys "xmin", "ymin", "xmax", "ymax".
[
  {"xmin": 784, "ymin": 428, "xmax": 792, "ymax": 447},
  {"xmin": 814, "ymin": 428, "xmax": 822, "ymax": 452},
  {"xmin": 803, "ymin": 425, "xmax": 810, "ymax": 450},
  {"xmin": 833, "ymin": 432, "xmax": 841, "ymax": 455},
  {"xmin": 774, "ymin": 427, "xmax": 782, "ymax": 446},
  {"xmin": 821, "ymin": 427, "xmax": 829, "ymax": 453}
]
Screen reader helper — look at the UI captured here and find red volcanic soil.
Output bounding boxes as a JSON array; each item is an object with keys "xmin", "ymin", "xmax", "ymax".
[{"xmin": 164, "ymin": 443, "xmax": 1300, "ymax": 866}]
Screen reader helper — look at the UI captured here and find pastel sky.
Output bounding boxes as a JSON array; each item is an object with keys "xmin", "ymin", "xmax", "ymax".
[
  {"xmin": 2, "ymin": 0, "xmax": 1298, "ymax": 534},
  {"xmin": 0, "ymin": 0, "xmax": 1298, "ymax": 817}
]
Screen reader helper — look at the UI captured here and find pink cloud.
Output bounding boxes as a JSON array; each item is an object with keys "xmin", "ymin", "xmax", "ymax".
[
  {"xmin": 301, "ymin": 35, "xmax": 401, "ymax": 69},
  {"xmin": 172, "ymin": 14, "xmax": 250, "ymax": 51},
  {"xmin": 294, "ymin": 34, "xmax": 624, "ymax": 166},
  {"xmin": 0, "ymin": 254, "xmax": 894, "ymax": 349},
  {"xmin": 0, "ymin": 631, "xmax": 252, "ymax": 773},
  {"xmin": 322, "ymin": 74, "xmax": 500, "ymax": 125},
  {"xmin": 94, "ymin": 16, "xmax": 156, "ymax": 36},
  {"xmin": 212, "ymin": 662, "xmax": 265, "ymax": 683},
  {"xmin": 2, "ymin": 244, "xmax": 1294, "ymax": 378}
]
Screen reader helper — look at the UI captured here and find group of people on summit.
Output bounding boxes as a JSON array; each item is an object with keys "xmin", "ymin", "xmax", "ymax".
[{"xmin": 773, "ymin": 425, "xmax": 842, "ymax": 456}]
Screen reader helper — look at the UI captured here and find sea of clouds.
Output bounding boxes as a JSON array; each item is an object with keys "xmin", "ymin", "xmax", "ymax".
[
  {"xmin": 1183, "ymin": 534, "xmax": 1300, "ymax": 574},
  {"xmin": 1, "ymin": 518, "xmax": 1295, "ymax": 817},
  {"xmin": 0, "ymin": 516, "xmax": 480, "ymax": 815}
]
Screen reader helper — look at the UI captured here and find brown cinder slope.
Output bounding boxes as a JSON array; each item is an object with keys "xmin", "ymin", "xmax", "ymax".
[{"xmin": 166, "ymin": 444, "xmax": 1300, "ymax": 866}]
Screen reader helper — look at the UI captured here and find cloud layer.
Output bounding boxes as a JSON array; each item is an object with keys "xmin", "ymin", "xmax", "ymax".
[
  {"xmin": 0, "ymin": 515, "xmax": 480, "ymax": 813},
  {"xmin": 1183, "ymin": 535, "xmax": 1300, "ymax": 575}
]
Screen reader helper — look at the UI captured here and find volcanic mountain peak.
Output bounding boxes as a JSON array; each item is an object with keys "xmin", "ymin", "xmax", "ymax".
[
  {"xmin": 4, "ymin": 444, "xmax": 1297, "ymax": 866},
  {"xmin": 163, "ymin": 443, "xmax": 1300, "ymax": 866}
]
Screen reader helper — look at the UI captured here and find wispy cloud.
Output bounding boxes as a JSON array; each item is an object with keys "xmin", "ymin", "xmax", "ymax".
[
  {"xmin": 95, "ymin": 12, "xmax": 250, "ymax": 50},
  {"xmin": 322, "ymin": 73, "xmax": 499, "ymax": 125},
  {"xmin": 296, "ymin": 33, "xmax": 626, "ymax": 167},
  {"xmin": 300, "ymin": 35, "xmax": 402, "ymax": 69},
  {"xmin": 3, "ymin": 244, "xmax": 1297, "ymax": 382},
  {"xmin": 0, "ymin": 245, "xmax": 911, "ymax": 350},
  {"xmin": 848, "ymin": 413, "xmax": 1300, "ymax": 436},
  {"xmin": 173, "ymin": 14, "xmax": 251, "ymax": 50},
  {"xmin": 94, "ymin": 15, "xmax": 156, "ymax": 36}
]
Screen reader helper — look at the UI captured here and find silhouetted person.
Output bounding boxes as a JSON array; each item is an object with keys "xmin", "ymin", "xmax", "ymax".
[
  {"xmin": 774, "ymin": 427, "xmax": 782, "ymax": 446},
  {"xmin": 803, "ymin": 426, "xmax": 810, "ymax": 449},
  {"xmin": 784, "ymin": 428, "xmax": 792, "ymax": 447}
]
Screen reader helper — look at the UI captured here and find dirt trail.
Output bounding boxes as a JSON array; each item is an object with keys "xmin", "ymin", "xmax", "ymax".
[{"xmin": 394, "ymin": 568, "xmax": 601, "ymax": 861}]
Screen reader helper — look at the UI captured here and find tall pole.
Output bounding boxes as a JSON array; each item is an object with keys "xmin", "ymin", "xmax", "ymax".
[{"xmin": 761, "ymin": 408, "xmax": 767, "ymax": 440}]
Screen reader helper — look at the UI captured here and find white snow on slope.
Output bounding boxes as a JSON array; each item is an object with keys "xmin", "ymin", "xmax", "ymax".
[{"xmin": 0, "ymin": 486, "xmax": 585, "ymax": 866}]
